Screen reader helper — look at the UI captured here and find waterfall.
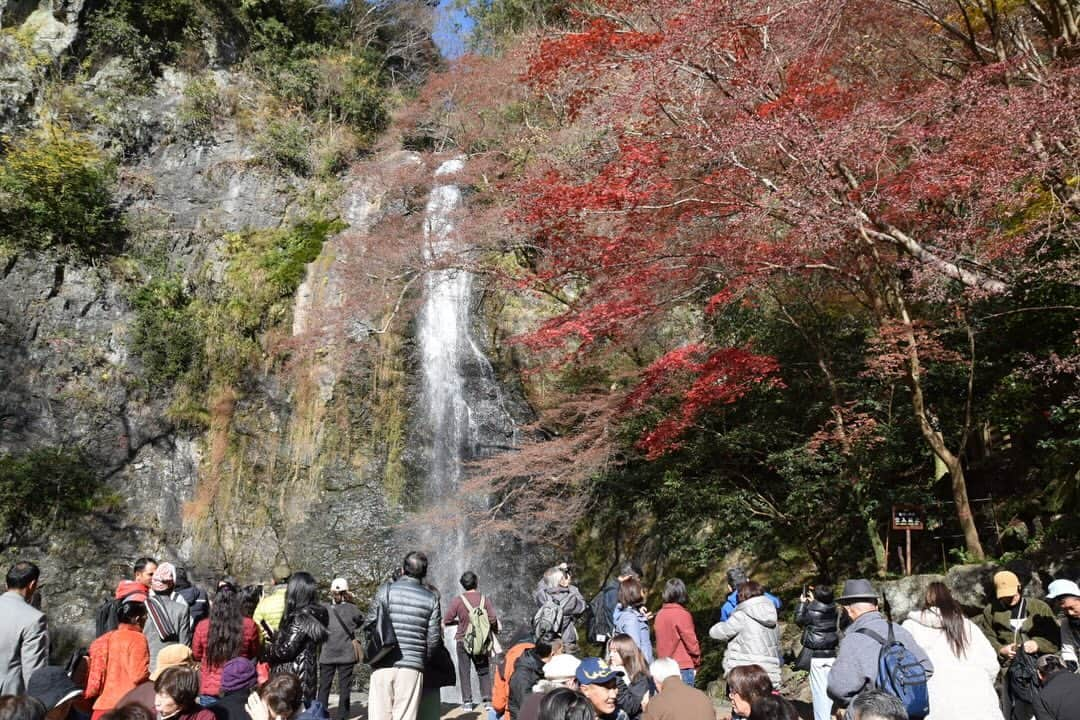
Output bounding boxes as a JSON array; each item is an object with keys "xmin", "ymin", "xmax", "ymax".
[{"xmin": 415, "ymin": 158, "xmax": 521, "ymax": 701}]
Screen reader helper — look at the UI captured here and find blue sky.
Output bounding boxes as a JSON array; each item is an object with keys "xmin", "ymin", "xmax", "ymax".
[{"xmin": 433, "ymin": 0, "xmax": 474, "ymax": 59}]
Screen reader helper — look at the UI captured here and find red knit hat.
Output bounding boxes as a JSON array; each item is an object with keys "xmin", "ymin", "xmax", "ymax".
[{"xmin": 115, "ymin": 579, "xmax": 147, "ymax": 602}]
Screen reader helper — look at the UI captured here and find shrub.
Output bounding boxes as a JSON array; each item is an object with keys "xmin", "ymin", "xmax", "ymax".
[
  {"xmin": 130, "ymin": 217, "xmax": 344, "ymax": 419},
  {"xmin": 255, "ymin": 117, "xmax": 313, "ymax": 175},
  {"xmin": 177, "ymin": 74, "xmax": 226, "ymax": 142},
  {"xmin": 0, "ymin": 448, "xmax": 100, "ymax": 547},
  {"xmin": 0, "ymin": 124, "xmax": 122, "ymax": 255},
  {"xmin": 128, "ymin": 276, "xmax": 203, "ymax": 389},
  {"xmin": 81, "ymin": 0, "xmax": 201, "ymax": 76}
]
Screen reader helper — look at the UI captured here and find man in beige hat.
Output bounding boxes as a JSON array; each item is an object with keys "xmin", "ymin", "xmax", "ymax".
[
  {"xmin": 977, "ymin": 569, "xmax": 1060, "ymax": 720},
  {"xmin": 115, "ymin": 645, "xmax": 197, "ymax": 715},
  {"xmin": 977, "ymin": 570, "xmax": 1059, "ymax": 659}
]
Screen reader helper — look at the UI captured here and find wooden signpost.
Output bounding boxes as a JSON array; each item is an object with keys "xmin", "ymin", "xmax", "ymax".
[{"xmin": 891, "ymin": 504, "xmax": 925, "ymax": 575}]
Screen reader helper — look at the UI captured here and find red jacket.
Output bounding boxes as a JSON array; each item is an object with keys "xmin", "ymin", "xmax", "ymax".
[
  {"xmin": 443, "ymin": 590, "xmax": 500, "ymax": 642},
  {"xmin": 654, "ymin": 603, "xmax": 701, "ymax": 670},
  {"xmin": 191, "ymin": 617, "xmax": 262, "ymax": 695},
  {"xmin": 86, "ymin": 624, "xmax": 150, "ymax": 712}
]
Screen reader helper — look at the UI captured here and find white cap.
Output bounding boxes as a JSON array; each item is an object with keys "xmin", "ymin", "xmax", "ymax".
[
  {"xmin": 331, "ymin": 577, "xmax": 349, "ymax": 592},
  {"xmin": 543, "ymin": 653, "xmax": 581, "ymax": 681},
  {"xmin": 1047, "ymin": 579, "xmax": 1080, "ymax": 599}
]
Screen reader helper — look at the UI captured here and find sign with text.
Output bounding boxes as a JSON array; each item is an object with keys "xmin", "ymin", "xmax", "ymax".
[{"xmin": 892, "ymin": 505, "xmax": 925, "ymax": 531}]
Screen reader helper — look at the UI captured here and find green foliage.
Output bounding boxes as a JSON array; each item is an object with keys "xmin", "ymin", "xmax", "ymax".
[
  {"xmin": 0, "ymin": 448, "xmax": 100, "ymax": 547},
  {"xmin": 129, "ymin": 276, "xmax": 202, "ymax": 389},
  {"xmin": 82, "ymin": 0, "xmax": 202, "ymax": 76},
  {"xmin": 177, "ymin": 74, "xmax": 228, "ymax": 142},
  {"xmin": 460, "ymin": 0, "xmax": 572, "ymax": 51},
  {"xmin": 255, "ymin": 52, "xmax": 389, "ymax": 137},
  {"xmin": 256, "ymin": 117, "xmax": 313, "ymax": 175},
  {"xmin": 0, "ymin": 125, "xmax": 122, "ymax": 255},
  {"xmin": 129, "ymin": 216, "xmax": 345, "ymax": 425}
]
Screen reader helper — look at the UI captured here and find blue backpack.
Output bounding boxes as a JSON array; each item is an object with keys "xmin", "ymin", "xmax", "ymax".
[{"xmin": 856, "ymin": 624, "xmax": 930, "ymax": 720}]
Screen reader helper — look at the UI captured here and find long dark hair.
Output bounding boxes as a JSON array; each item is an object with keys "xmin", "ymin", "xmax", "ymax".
[
  {"xmin": 284, "ymin": 571, "xmax": 319, "ymax": 620},
  {"xmin": 207, "ymin": 583, "xmax": 245, "ymax": 665},
  {"xmin": 925, "ymin": 581, "xmax": 969, "ymax": 658},
  {"xmin": 239, "ymin": 585, "xmax": 262, "ymax": 618}
]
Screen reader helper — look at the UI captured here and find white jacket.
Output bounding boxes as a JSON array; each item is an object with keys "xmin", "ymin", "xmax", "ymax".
[
  {"xmin": 709, "ymin": 595, "xmax": 782, "ymax": 685},
  {"xmin": 901, "ymin": 608, "xmax": 1003, "ymax": 720}
]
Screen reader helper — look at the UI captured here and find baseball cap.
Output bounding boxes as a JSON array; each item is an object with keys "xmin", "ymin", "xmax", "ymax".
[
  {"xmin": 1047, "ymin": 579, "xmax": 1080, "ymax": 600},
  {"xmin": 331, "ymin": 578, "xmax": 349, "ymax": 592},
  {"xmin": 994, "ymin": 570, "xmax": 1021, "ymax": 599},
  {"xmin": 575, "ymin": 657, "xmax": 621, "ymax": 686},
  {"xmin": 543, "ymin": 654, "xmax": 581, "ymax": 681}
]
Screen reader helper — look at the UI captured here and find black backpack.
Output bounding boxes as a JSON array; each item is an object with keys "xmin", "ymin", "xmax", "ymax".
[
  {"xmin": 1007, "ymin": 646, "xmax": 1041, "ymax": 705},
  {"xmin": 94, "ymin": 590, "xmax": 142, "ymax": 637},
  {"xmin": 94, "ymin": 598, "xmax": 121, "ymax": 638},
  {"xmin": 585, "ymin": 589, "xmax": 616, "ymax": 644}
]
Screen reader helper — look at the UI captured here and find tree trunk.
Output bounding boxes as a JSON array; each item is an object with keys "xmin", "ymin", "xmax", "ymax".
[
  {"xmin": 866, "ymin": 511, "xmax": 888, "ymax": 576},
  {"xmin": 895, "ymin": 301, "xmax": 986, "ymax": 560}
]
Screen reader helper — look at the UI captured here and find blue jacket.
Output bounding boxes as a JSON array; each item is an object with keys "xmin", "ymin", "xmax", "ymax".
[
  {"xmin": 718, "ymin": 590, "xmax": 781, "ymax": 622},
  {"xmin": 613, "ymin": 604, "xmax": 653, "ymax": 664}
]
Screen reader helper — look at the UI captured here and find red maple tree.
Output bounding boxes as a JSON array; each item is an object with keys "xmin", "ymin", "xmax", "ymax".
[{"xmin": 485, "ymin": 0, "xmax": 1080, "ymax": 558}]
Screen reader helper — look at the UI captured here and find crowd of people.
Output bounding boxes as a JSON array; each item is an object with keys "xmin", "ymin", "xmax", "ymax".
[{"xmin": 3, "ymin": 555, "xmax": 1080, "ymax": 720}]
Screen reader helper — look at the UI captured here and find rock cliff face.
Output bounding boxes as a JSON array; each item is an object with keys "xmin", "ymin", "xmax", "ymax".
[{"xmin": 0, "ymin": 8, "xmax": 448, "ymax": 650}]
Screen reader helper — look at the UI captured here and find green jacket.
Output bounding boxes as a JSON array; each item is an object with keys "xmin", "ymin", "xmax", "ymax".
[
  {"xmin": 977, "ymin": 596, "xmax": 1060, "ymax": 656},
  {"xmin": 253, "ymin": 585, "xmax": 288, "ymax": 640}
]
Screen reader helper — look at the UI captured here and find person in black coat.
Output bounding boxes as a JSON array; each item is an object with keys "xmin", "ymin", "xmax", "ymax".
[
  {"xmin": 265, "ymin": 573, "xmax": 329, "ymax": 706},
  {"xmin": 508, "ymin": 636, "xmax": 561, "ymax": 720},
  {"xmin": 1035, "ymin": 654, "xmax": 1080, "ymax": 720},
  {"xmin": 794, "ymin": 584, "xmax": 839, "ymax": 720},
  {"xmin": 317, "ymin": 579, "xmax": 362, "ymax": 720}
]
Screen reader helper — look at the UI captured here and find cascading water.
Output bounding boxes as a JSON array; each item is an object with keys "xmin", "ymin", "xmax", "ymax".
[{"xmin": 414, "ymin": 158, "xmax": 524, "ymax": 702}]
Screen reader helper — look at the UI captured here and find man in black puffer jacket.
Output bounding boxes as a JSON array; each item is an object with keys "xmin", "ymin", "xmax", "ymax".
[
  {"xmin": 366, "ymin": 551, "xmax": 442, "ymax": 720},
  {"xmin": 794, "ymin": 584, "xmax": 839, "ymax": 720}
]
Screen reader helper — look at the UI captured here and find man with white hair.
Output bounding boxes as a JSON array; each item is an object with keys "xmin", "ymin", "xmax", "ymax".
[
  {"xmin": 533, "ymin": 565, "xmax": 586, "ymax": 653},
  {"xmin": 827, "ymin": 579, "xmax": 932, "ymax": 712},
  {"xmin": 642, "ymin": 657, "xmax": 714, "ymax": 720},
  {"xmin": 848, "ymin": 688, "xmax": 907, "ymax": 720}
]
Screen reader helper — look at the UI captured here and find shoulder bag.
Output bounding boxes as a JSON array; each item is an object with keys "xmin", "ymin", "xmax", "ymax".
[
  {"xmin": 331, "ymin": 604, "xmax": 364, "ymax": 664},
  {"xmin": 364, "ymin": 585, "xmax": 398, "ymax": 666}
]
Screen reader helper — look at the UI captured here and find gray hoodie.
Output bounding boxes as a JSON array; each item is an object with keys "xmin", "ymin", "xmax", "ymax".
[{"xmin": 709, "ymin": 594, "xmax": 782, "ymax": 685}]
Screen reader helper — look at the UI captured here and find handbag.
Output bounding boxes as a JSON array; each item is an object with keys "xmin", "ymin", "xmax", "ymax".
[
  {"xmin": 331, "ymin": 605, "xmax": 364, "ymax": 664},
  {"xmin": 428, "ymin": 644, "xmax": 456, "ymax": 688},
  {"xmin": 795, "ymin": 645, "xmax": 814, "ymax": 672},
  {"xmin": 364, "ymin": 585, "xmax": 398, "ymax": 666}
]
